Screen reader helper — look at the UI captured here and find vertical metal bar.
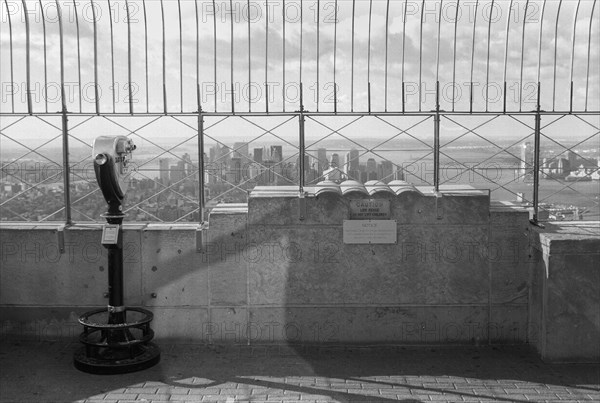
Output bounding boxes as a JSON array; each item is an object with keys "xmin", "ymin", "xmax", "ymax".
[
  {"xmin": 178, "ymin": 0, "xmax": 183, "ymax": 113},
  {"xmin": 299, "ymin": 0, "xmax": 302, "ymax": 92},
  {"xmin": 401, "ymin": 0, "xmax": 407, "ymax": 88},
  {"xmin": 552, "ymin": 0, "xmax": 564, "ymax": 111},
  {"xmin": 213, "ymin": 0, "xmax": 218, "ymax": 111},
  {"xmin": 56, "ymin": 0, "xmax": 71, "ymax": 224},
  {"xmin": 452, "ymin": 0, "xmax": 459, "ymax": 112},
  {"xmin": 434, "ymin": 81, "xmax": 440, "ymax": 193},
  {"xmin": 385, "ymin": 0, "xmax": 390, "ymax": 112},
  {"xmin": 470, "ymin": 82, "xmax": 473, "ymax": 114},
  {"xmin": 299, "ymin": 83, "xmax": 305, "ymax": 193},
  {"xmin": 519, "ymin": 0, "xmax": 530, "ymax": 112},
  {"xmin": 351, "ymin": 0, "xmax": 355, "ymax": 112},
  {"xmin": 282, "ymin": 0, "xmax": 286, "ymax": 111},
  {"xmin": 4, "ymin": 0, "xmax": 14, "ymax": 113},
  {"xmin": 230, "ymin": 0, "xmax": 235, "ymax": 114},
  {"xmin": 248, "ymin": 0, "xmax": 252, "ymax": 112},
  {"xmin": 402, "ymin": 82, "xmax": 405, "ymax": 113},
  {"xmin": 143, "ymin": 0, "xmax": 149, "ymax": 112},
  {"xmin": 368, "ymin": 82, "xmax": 371, "ymax": 114},
  {"xmin": 57, "ymin": 0, "xmax": 65, "ymax": 104},
  {"xmin": 333, "ymin": 0, "xmax": 338, "ymax": 113},
  {"xmin": 161, "ymin": 0, "xmax": 167, "ymax": 114},
  {"xmin": 196, "ymin": 0, "xmax": 200, "ymax": 108},
  {"xmin": 91, "ymin": 0, "xmax": 100, "ymax": 114},
  {"xmin": 265, "ymin": 0, "xmax": 269, "ymax": 113},
  {"xmin": 418, "ymin": 0, "xmax": 424, "ymax": 111},
  {"xmin": 570, "ymin": 81, "xmax": 574, "ymax": 114},
  {"xmin": 107, "ymin": 0, "xmax": 116, "ymax": 113},
  {"xmin": 470, "ymin": 0, "xmax": 479, "ymax": 114},
  {"xmin": 21, "ymin": 0, "xmax": 31, "ymax": 114},
  {"xmin": 569, "ymin": 0, "xmax": 581, "ymax": 103},
  {"xmin": 532, "ymin": 83, "xmax": 541, "ymax": 223},
  {"xmin": 73, "ymin": 0, "xmax": 82, "ymax": 113},
  {"xmin": 585, "ymin": 0, "xmax": 597, "ymax": 112},
  {"xmin": 504, "ymin": 81, "xmax": 507, "ymax": 114},
  {"xmin": 503, "ymin": 0, "xmax": 514, "ymax": 114},
  {"xmin": 485, "ymin": 0, "xmax": 495, "ymax": 112},
  {"xmin": 368, "ymin": 0, "xmax": 373, "ymax": 110},
  {"xmin": 316, "ymin": 0, "xmax": 320, "ymax": 112},
  {"xmin": 126, "ymin": 0, "xmax": 133, "ymax": 115},
  {"xmin": 40, "ymin": 0, "xmax": 48, "ymax": 113},
  {"xmin": 537, "ymin": 1, "xmax": 547, "ymax": 90},
  {"xmin": 435, "ymin": 0, "xmax": 443, "ymax": 85},
  {"xmin": 198, "ymin": 102, "xmax": 205, "ymax": 224}
]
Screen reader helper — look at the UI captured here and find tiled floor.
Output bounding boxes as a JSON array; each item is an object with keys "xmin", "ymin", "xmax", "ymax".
[{"xmin": 1, "ymin": 341, "xmax": 599, "ymax": 402}]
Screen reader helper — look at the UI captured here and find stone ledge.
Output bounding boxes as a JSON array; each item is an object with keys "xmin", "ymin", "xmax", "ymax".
[{"xmin": 531, "ymin": 221, "xmax": 600, "ymax": 256}]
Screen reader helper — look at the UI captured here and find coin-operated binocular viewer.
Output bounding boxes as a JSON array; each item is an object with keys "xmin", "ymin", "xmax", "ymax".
[{"xmin": 74, "ymin": 136, "xmax": 160, "ymax": 374}]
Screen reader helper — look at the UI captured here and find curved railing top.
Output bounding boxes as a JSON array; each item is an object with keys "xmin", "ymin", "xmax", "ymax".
[{"xmin": 0, "ymin": 0, "xmax": 598, "ymax": 115}]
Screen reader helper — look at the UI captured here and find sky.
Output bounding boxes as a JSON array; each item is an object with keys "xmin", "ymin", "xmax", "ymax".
[{"xmin": 0, "ymin": 0, "xmax": 599, "ymax": 142}]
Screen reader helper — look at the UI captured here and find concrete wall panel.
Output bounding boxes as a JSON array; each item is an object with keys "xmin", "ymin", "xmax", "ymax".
[{"xmin": 142, "ymin": 229, "xmax": 208, "ymax": 307}]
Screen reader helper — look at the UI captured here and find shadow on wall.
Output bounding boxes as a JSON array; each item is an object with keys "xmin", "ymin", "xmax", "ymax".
[{"xmin": 5, "ymin": 184, "xmax": 588, "ymax": 402}]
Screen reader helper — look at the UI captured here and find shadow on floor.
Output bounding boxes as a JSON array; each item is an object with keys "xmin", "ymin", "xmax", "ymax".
[{"xmin": 1, "ymin": 340, "xmax": 598, "ymax": 402}]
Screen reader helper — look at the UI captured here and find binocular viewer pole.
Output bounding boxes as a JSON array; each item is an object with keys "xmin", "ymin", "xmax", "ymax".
[
  {"xmin": 104, "ymin": 212, "xmax": 125, "ymax": 326},
  {"xmin": 74, "ymin": 136, "xmax": 160, "ymax": 374}
]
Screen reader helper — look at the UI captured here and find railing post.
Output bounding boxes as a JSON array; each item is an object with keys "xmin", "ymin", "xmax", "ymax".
[
  {"xmin": 61, "ymin": 109, "xmax": 72, "ymax": 225},
  {"xmin": 532, "ymin": 83, "xmax": 542, "ymax": 224},
  {"xmin": 196, "ymin": 93, "xmax": 207, "ymax": 253},
  {"xmin": 57, "ymin": 0, "xmax": 71, "ymax": 224},
  {"xmin": 434, "ymin": 81, "xmax": 441, "ymax": 193},
  {"xmin": 198, "ymin": 105, "xmax": 205, "ymax": 224},
  {"xmin": 299, "ymin": 83, "xmax": 306, "ymax": 194}
]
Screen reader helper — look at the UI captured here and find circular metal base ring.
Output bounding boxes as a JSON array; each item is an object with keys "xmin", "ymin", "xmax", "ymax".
[{"xmin": 73, "ymin": 342, "xmax": 160, "ymax": 375}]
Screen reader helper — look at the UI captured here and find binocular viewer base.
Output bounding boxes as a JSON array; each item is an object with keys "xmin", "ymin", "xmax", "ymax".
[{"xmin": 74, "ymin": 307, "xmax": 161, "ymax": 375}]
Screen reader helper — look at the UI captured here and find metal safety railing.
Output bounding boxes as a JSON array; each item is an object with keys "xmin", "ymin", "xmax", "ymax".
[{"xmin": 1, "ymin": 1, "xmax": 599, "ymax": 224}]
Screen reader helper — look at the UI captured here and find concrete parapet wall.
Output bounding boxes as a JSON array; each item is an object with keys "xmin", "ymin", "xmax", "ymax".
[
  {"xmin": 1, "ymin": 188, "xmax": 534, "ymax": 347},
  {"xmin": 529, "ymin": 222, "xmax": 600, "ymax": 363}
]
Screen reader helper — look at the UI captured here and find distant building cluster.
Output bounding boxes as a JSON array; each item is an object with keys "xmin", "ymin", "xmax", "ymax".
[
  {"xmin": 1, "ymin": 140, "xmax": 598, "ymax": 222},
  {"xmin": 517, "ymin": 141, "xmax": 600, "ymax": 181},
  {"xmin": 200, "ymin": 143, "xmax": 405, "ymax": 188}
]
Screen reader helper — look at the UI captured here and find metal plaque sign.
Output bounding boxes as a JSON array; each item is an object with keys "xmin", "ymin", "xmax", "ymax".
[
  {"xmin": 349, "ymin": 199, "xmax": 391, "ymax": 219},
  {"xmin": 343, "ymin": 220, "xmax": 397, "ymax": 244}
]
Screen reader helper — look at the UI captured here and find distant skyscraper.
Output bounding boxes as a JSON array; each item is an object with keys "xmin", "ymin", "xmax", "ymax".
[
  {"xmin": 233, "ymin": 142, "xmax": 249, "ymax": 159},
  {"xmin": 348, "ymin": 148, "xmax": 359, "ymax": 171},
  {"xmin": 366, "ymin": 158, "xmax": 377, "ymax": 173},
  {"xmin": 220, "ymin": 145, "xmax": 232, "ymax": 165},
  {"xmin": 170, "ymin": 164, "xmax": 184, "ymax": 183},
  {"xmin": 379, "ymin": 160, "xmax": 394, "ymax": 183},
  {"xmin": 567, "ymin": 150, "xmax": 577, "ymax": 171},
  {"xmin": 253, "ymin": 148, "xmax": 263, "ymax": 164},
  {"xmin": 394, "ymin": 166, "xmax": 405, "ymax": 181},
  {"xmin": 343, "ymin": 152, "xmax": 351, "ymax": 174},
  {"xmin": 297, "ymin": 155, "xmax": 311, "ymax": 175},
  {"xmin": 367, "ymin": 158, "xmax": 377, "ymax": 181},
  {"xmin": 270, "ymin": 145, "xmax": 283, "ymax": 162},
  {"xmin": 159, "ymin": 158, "xmax": 170, "ymax": 185},
  {"xmin": 229, "ymin": 157, "xmax": 242, "ymax": 184},
  {"xmin": 182, "ymin": 153, "xmax": 192, "ymax": 177},
  {"xmin": 331, "ymin": 153, "xmax": 340, "ymax": 168},
  {"xmin": 344, "ymin": 150, "xmax": 361, "ymax": 181},
  {"xmin": 520, "ymin": 142, "xmax": 533, "ymax": 176},
  {"xmin": 317, "ymin": 148, "xmax": 329, "ymax": 172}
]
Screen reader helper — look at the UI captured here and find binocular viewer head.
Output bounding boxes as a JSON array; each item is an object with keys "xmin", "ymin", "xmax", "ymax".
[{"xmin": 92, "ymin": 136, "xmax": 136, "ymax": 212}]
